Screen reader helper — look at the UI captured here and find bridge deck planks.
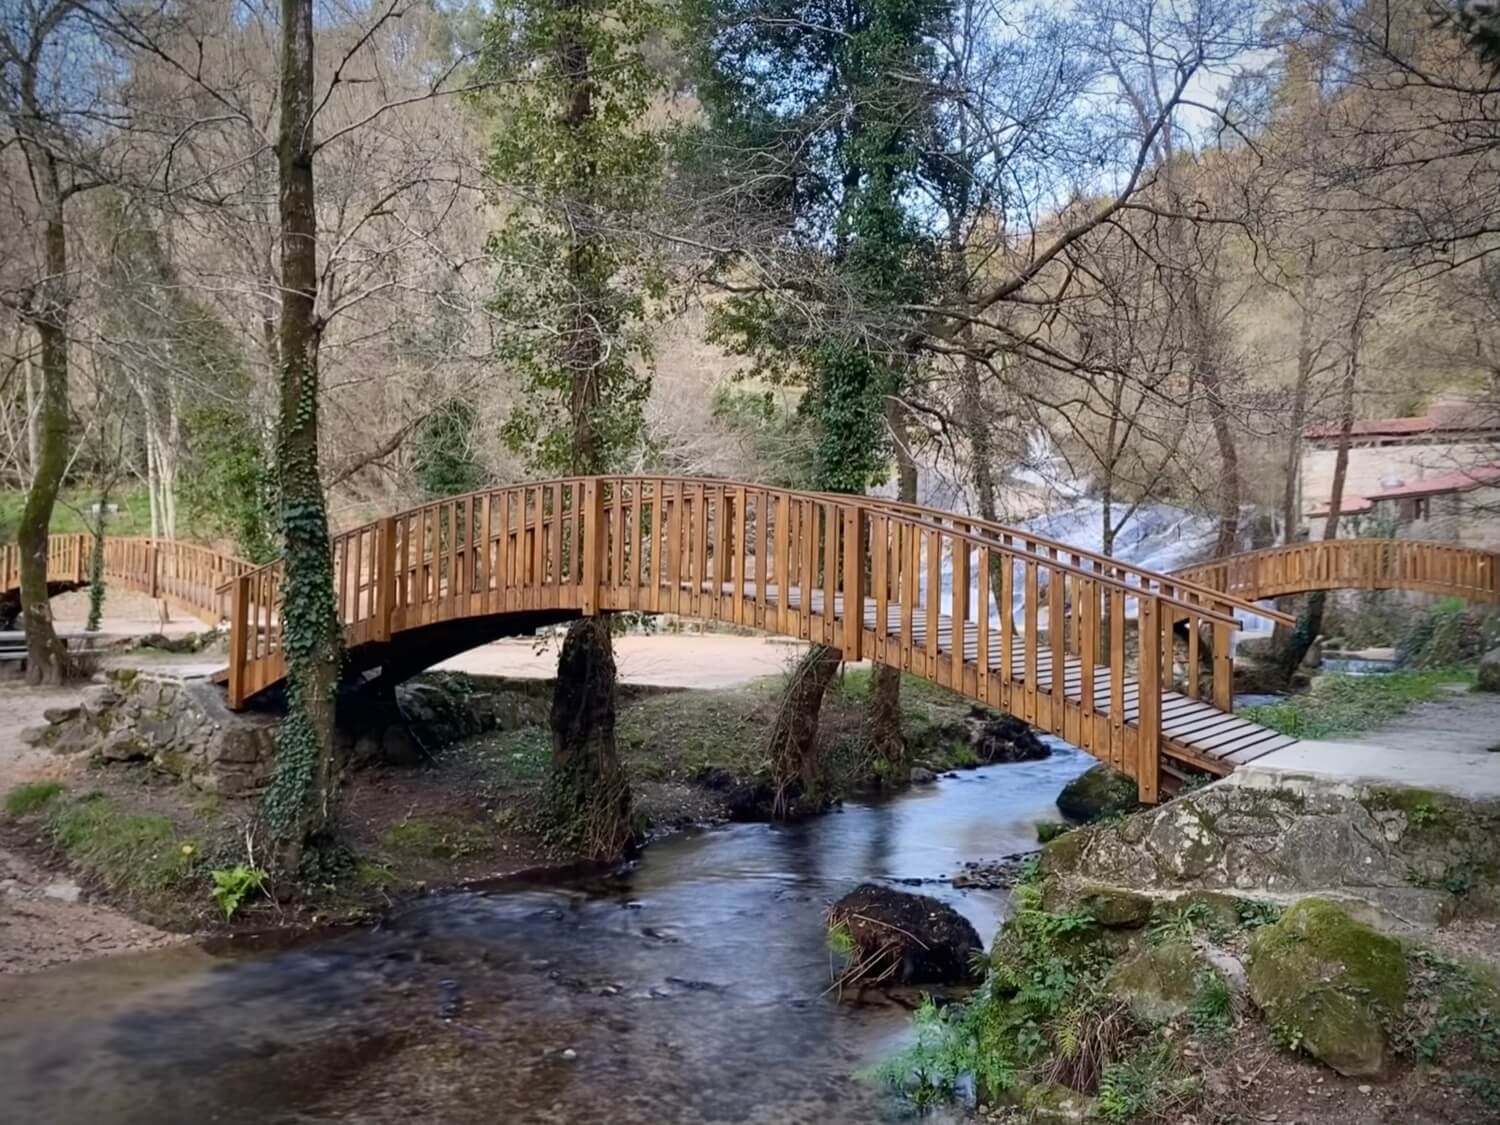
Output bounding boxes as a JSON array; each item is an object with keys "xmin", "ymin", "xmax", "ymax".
[{"xmin": 728, "ymin": 580, "xmax": 1291, "ymax": 774}]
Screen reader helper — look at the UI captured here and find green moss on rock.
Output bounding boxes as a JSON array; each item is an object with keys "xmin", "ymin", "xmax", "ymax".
[
  {"xmin": 1056, "ymin": 764, "xmax": 1140, "ymax": 823},
  {"xmin": 1106, "ymin": 940, "xmax": 1208, "ymax": 1023},
  {"xmin": 1247, "ymin": 898, "xmax": 1408, "ymax": 1077},
  {"xmin": 1079, "ymin": 885, "xmax": 1154, "ymax": 929}
]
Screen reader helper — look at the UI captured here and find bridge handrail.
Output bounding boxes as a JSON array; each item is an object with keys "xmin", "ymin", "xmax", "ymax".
[{"xmin": 217, "ymin": 476, "xmax": 1246, "ymax": 630}]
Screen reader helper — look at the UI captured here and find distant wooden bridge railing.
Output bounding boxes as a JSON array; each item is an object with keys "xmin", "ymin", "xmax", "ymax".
[
  {"xmin": 2, "ymin": 534, "xmax": 253, "ymax": 625},
  {"xmin": 225, "ymin": 477, "xmax": 1295, "ymax": 799},
  {"xmin": 1173, "ymin": 538, "xmax": 1500, "ymax": 605}
]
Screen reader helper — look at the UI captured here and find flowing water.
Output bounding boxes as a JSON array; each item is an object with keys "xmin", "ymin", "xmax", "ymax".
[{"xmin": 0, "ymin": 743, "xmax": 1090, "ymax": 1124}]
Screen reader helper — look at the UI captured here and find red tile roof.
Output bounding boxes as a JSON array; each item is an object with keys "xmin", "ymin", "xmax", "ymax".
[
  {"xmin": 1305, "ymin": 496, "xmax": 1374, "ymax": 518},
  {"xmin": 1366, "ymin": 463, "xmax": 1500, "ymax": 500}
]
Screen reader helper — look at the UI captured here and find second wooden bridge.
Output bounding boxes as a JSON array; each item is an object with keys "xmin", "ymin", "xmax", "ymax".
[{"xmin": 23, "ymin": 483, "xmax": 1495, "ymax": 801}]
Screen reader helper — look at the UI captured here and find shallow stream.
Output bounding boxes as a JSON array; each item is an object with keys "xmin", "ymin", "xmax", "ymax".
[{"xmin": 0, "ymin": 743, "xmax": 1090, "ymax": 1124}]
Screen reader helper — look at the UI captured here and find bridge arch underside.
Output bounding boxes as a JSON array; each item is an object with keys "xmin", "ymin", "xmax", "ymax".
[
  {"xmin": 0, "ymin": 581, "xmax": 87, "ymax": 629},
  {"xmin": 1174, "ymin": 539, "xmax": 1500, "ymax": 606},
  {"xmin": 235, "ymin": 588, "xmax": 1295, "ymax": 795}
]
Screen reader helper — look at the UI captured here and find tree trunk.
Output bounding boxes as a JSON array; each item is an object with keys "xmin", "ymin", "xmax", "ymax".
[
  {"xmin": 85, "ymin": 481, "xmax": 110, "ymax": 633},
  {"xmin": 769, "ymin": 643, "xmax": 842, "ymax": 816},
  {"xmin": 263, "ymin": 0, "xmax": 342, "ymax": 849},
  {"xmin": 1276, "ymin": 296, "xmax": 1362, "ymax": 682},
  {"xmin": 1282, "ymin": 271, "xmax": 1317, "ymax": 545},
  {"xmin": 1203, "ymin": 366, "xmax": 1240, "ymax": 557},
  {"xmin": 868, "ymin": 399, "xmax": 915, "ymax": 786},
  {"xmin": 542, "ymin": 2, "xmax": 634, "ymax": 859},
  {"xmin": 548, "ymin": 616, "xmax": 632, "ymax": 857},
  {"xmin": 17, "ymin": 156, "xmax": 71, "ymax": 686}
]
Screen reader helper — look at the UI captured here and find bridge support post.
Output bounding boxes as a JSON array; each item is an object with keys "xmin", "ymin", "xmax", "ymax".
[
  {"xmin": 1136, "ymin": 595, "xmax": 1162, "ymax": 804},
  {"xmin": 1212, "ymin": 620, "xmax": 1233, "ymax": 713},
  {"xmin": 375, "ymin": 515, "xmax": 398, "ymax": 642},
  {"xmin": 581, "ymin": 479, "xmax": 605, "ymax": 616},
  {"xmin": 227, "ymin": 574, "xmax": 250, "ymax": 709}
]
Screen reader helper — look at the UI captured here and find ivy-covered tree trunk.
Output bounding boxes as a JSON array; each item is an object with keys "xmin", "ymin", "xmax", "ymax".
[
  {"xmin": 548, "ymin": 616, "xmax": 632, "ymax": 856},
  {"xmin": 769, "ymin": 643, "xmax": 843, "ymax": 815},
  {"xmin": 868, "ymin": 399, "xmax": 916, "ymax": 786},
  {"xmin": 85, "ymin": 487, "xmax": 109, "ymax": 633},
  {"xmin": 17, "ymin": 155, "xmax": 71, "ymax": 686},
  {"xmin": 263, "ymin": 0, "xmax": 343, "ymax": 850}
]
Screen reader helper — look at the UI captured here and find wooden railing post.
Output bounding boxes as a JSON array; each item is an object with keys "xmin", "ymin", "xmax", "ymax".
[
  {"xmin": 842, "ymin": 503, "xmax": 863, "ymax": 658},
  {"xmin": 1212, "ymin": 619, "xmax": 1233, "ymax": 713},
  {"xmin": 228, "ymin": 573, "xmax": 251, "ymax": 708},
  {"xmin": 581, "ymin": 478, "xmax": 605, "ymax": 616},
  {"xmin": 375, "ymin": 516, "xmax": 398, "ymax": 641},
  {"xmin": 1136, "ymin": 594, "xmax": 1162, "ymax": 803}
]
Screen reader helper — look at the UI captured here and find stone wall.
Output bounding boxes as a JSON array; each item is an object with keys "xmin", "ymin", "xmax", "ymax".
[
  {"xmin": 22, "ymin": 672, "xmax": 279, "ymax": 797},
  {"xmin": 20, "ymin": 671, "xmax": 620, "ymax": 799}
]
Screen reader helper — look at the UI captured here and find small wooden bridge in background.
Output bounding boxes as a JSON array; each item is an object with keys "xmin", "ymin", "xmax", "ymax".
[
  {"xmin": 1173, "ymin": 538, "xmax": 1500, "ymax": 604},
  {"xmin": 14, "ymin": 483, "xmax": 1495, "ymax": 800}
]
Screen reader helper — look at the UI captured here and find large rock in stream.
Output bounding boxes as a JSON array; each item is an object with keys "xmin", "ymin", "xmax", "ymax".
[
  {"xmin": 1055, "ymin": 764, "xmax": 1140, "ymax": 822},
  {"xmin": 827, "ymin": 884, "xmax": 982, "ymax": 986}
]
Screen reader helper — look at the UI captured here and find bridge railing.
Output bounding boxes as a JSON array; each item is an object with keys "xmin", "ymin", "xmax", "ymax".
[
  {"xmin": 226, "ymin": 476, "xmax": 1257, "ymax": 796},
  {"xmin": 4, "ymin": 534, "xmax": 251, "ymax": 625}
]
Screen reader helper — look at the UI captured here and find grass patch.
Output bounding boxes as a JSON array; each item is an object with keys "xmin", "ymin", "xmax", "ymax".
[
  {"xmin": 39, "ymin": 793, "xmax": 200, "ymax": 917},
  {"xmin": 381, "ymin": 813, "xmax": 494, "ymax": 860},
  {"xmin": 4, "ymin": 780, "xmax": 65, "ymax": 816},
  {"xmin": 1240, "ymin": 667, "xmax": 1474, "ymax": 740},
  {"xmin": 0, "ymin": 485, "xmax": 160, "ymax": 538}
]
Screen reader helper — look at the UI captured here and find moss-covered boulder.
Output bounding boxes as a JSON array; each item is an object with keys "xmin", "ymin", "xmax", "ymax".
[
  {"xmin": 1056, "ymin": 765, "xmax": 1140, "ymax": 823},
  {"xmin": 1079, "ymin": 884, "xmax": 1154, "ymax": 929},
  {"xmin": 1247, "ymin": 898, "xmax": 1408, "ymax": 1077},
  {"xmin": 1106, "ymin": 941, "xmax": 1208, "ymax": 1023}
]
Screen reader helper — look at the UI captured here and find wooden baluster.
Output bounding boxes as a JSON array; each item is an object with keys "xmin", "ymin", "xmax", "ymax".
[
  {"xmin": 769, "ymin": 493, "xmax": 786, "ymax": 632},
  {"xmin": 1078, "ymin": 577, "xmax": 1095, "ymax": 752},
  {"xmin": 1136, "ymin": 595, "xmax": 1161, "ymax": 802},
  {"xmin": 872, "ymin": 512, "xmax": 889, "ymax": 665},
  {"xmin": 976, "ymin": 546, "xmax": 991, "ymax": 705},
  {"xmin": 731, "ymin": 488, "xmax": 747, "ymax": 624},
  {"xmin": 228, "ymin": 574, "xmax": 250, "ymax": 708},
  {"xmin": 376, "ymin": 516, "xmax": 397, "ymax": 641},
  {"xmin": 842, "ymin": 504, "xmax": 862, "ymax": 658},
  {"xmin": 710, "ymin": 485, "xmax": 726, "ymax": 618},
  {"xmin": 901, "ymin": 522, "xmax": 918, "ymax": 671},
  {"xmin": 951, "ymin": 533, "xmax": 967, "ymax": 692},
  {"xmin": 582, "ymin": 479, "xmax": 604, "ymax": 615},
  {"xmin": 924, "ymin": 529, "xmax": 940, "ymax": 679},
  {"xmin": 1022, "ymin": 560, "xmax": 1038, "ymax": 725},
  {"xmin": 798, "ymin": 500, "xmax": 816, "ymax": 640},
  {"xmin": 1000, "ymin": 553, "xmax": 1015, "ymax": 712},
  {"xmin": 665, "ymin": 482, "xmax": 681, "ymax": 615},
  {"xmin": 822, "ymin": 502, "xmax": 837, "ymax": 645},
  {"xmin": 693, "ymin": 483, "xmax": 708, "ymax": 616},
  {"xmin": 1213, "ymin": 619, "xmax": 1233, "ymax": 713},
  {"xmin": 1186, "ymin": 612, "xmax": 1200, "ymax": 699},
  {"xmin": 1048, "ymin": 560, "xmax": 1064, "ymax": 720}
]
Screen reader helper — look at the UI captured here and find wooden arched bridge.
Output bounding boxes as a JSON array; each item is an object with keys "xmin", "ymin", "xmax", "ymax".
[
  {"xmin": 11, "ymin": 482, "xmax": 1497, "ymax": 801},
  {"xmin": 1173, "ymin": 538, "xmax": 1500, "ymax": 604}
]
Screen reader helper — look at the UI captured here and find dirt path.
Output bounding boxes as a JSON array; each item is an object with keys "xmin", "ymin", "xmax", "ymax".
[
  {"xmin": 437, "ymin": 632, "xmax": 808, "ymax": 688},
  {"xmin": 0, "ymin": 684, "xmax": 183, "ymax": 974}
]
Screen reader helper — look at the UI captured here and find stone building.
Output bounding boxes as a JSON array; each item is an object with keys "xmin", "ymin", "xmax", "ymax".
[{"xmin": 1301, "ymin": 399, "xmax": 1500, "ymax": 545}]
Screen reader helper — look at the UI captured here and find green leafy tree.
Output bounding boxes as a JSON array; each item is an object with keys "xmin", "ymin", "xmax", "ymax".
[
  {"xmin": 412, "ymin": 398, "xmax": 486, "ymax": 499},
  {"xmin": 476, "ymin": 0, "xmax": 669, "ymax": 856},
  {"xmin": 688, "ymin": 0, "xmax": 948, "ymax": 802}
]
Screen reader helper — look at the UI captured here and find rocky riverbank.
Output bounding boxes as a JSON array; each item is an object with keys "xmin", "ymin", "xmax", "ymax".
[
  {"xmin": 0, "ymin": 667, "xmax": 1052, "ymax": 941},
  {"xmin": 882, "ymin": 771, "xmax": 1500, "ymax": 1123}
]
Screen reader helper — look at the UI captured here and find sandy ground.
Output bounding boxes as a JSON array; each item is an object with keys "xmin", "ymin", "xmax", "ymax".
[
  {"xmin": 46, "ymin": 587, "xmax": 207, "ymax": 639},
  {"xmin": 437, "ymin": 631, "xmax": 810, "ymax": 688},
  {"xmin": 0, "ymin": 684, "xmax": 183, "ymax": 974}
]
